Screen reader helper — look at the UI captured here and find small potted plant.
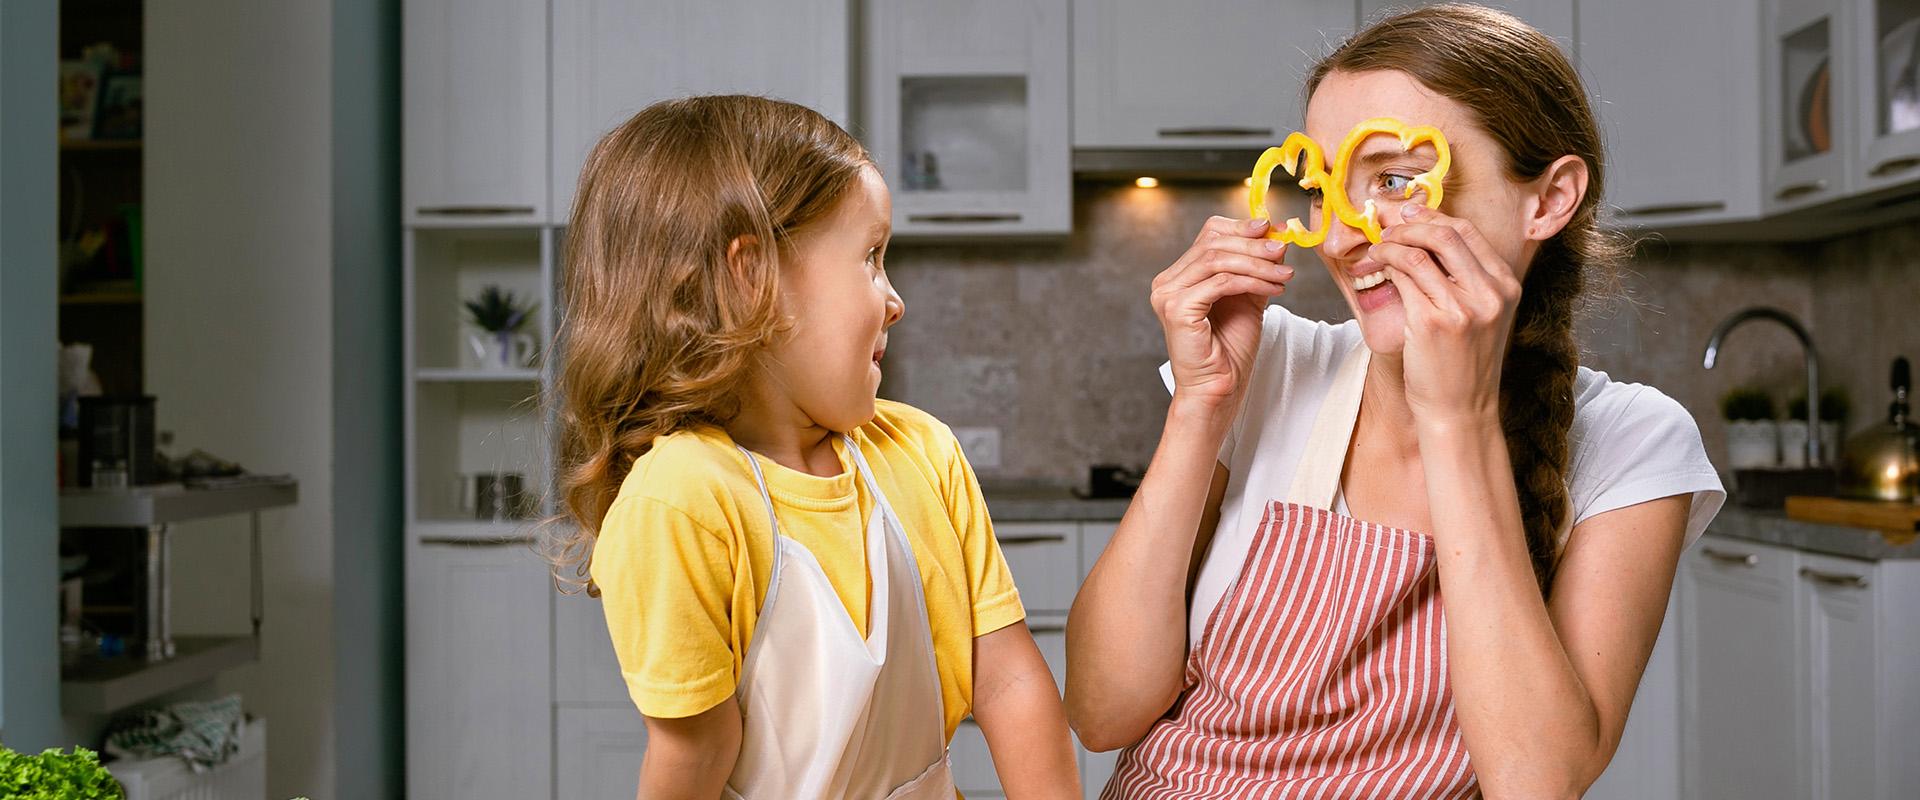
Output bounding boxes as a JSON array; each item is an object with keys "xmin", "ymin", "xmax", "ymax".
[
  {"xmin": 1721, "ymin": 387, "xmax": 1779, "ymax": 469},
  {"xmin": 0, "ymin": 745, "xmax": 124, "ymax": 799},
  {"xmin": 463, "ymin": 285, "xmax": 538, "ymax": 370},
  {"xmin": 1785, "ymin": 386, "xmax": 1849, "ymax": 468}
]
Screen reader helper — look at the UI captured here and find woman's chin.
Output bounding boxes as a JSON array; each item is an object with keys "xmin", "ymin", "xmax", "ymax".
[{"xmin": 1354, "ymin": 309, "xmax": 1407, "ymax": 355}]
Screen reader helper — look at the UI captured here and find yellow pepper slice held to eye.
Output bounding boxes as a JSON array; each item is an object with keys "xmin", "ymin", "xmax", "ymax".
[{"xmin": 1247, "ymin": 117, "xmax": 1451, "ymax": 246}]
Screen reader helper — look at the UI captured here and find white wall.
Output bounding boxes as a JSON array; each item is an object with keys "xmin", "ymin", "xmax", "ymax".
[{"xmin": 146, "ymin": 3, "xmax": 337, "ymax": 797}]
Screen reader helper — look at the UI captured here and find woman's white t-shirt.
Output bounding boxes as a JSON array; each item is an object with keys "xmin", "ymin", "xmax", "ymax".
[{"xmin": 1160, "ymin": 306, "xmax": 1727, "ymax": 646}]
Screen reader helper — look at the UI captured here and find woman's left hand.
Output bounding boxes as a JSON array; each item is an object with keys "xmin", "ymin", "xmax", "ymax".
[{"xmin": 1371, "ymin": 203, "xmax": 1524, "ymax": 433}]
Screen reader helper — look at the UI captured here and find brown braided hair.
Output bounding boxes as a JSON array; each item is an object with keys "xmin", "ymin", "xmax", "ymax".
[
  {"xmin": 546, "ymin": 95, "xmax": 871, "ymax": 596},
  {"xmin": 1307, "ymin": 4, "xmax": 1624, "ymax": 595}
]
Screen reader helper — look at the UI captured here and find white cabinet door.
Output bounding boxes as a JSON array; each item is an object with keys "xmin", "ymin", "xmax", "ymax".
[
  {"xmin": 403, "ymin": 0, "xmax": 547, "ymax": 225},
  {"xmin": 557, "ymin": 706, "xmax": 648, "ymax": 800},
  {"xmin": 1359, "ymin": 0, "xmax": 1571, "ymax": 46},
  {"xmin": 867, "ymin": 0, "xmax": 1071, "ymax": 238},
  {"xmin": 1585, "ymin": 579, "xmax": 1683, "ymax": 800},
  {"xmin": 1850, "ymin": 0, "xmax": 1920, "ymax": 192},
  {"xmin": 407, "ymin": 542, "xmax": 553, "ymax": 800},
  {"xmin": 1682, "ymin": 536, "xmax": 1803, "ymax": 800},
  {"xmin": 997, "ymin": 523, "xmax": 1081, "ymax": 614},
  {"xmin": 1763, "ymin": 0, "xmax": 1854, "ymax": 213},
  {"xmin": 554, "ymin": 588, "xmax": 629, "ymax": 706},
  {"xmin": 1798, "ymin": 553, "xmax": 1878, "ymax": 800},
  {"xmin": 550, "ymin": 0, "xmax": 852, "ymax": 219},
  {"xmin": 1580, "ymin": 0, "xmax": 1762, "ymax": 228},
  {"xmin": 1072, "ymin": 0, "xmax": 1355, "ymax": 149}
]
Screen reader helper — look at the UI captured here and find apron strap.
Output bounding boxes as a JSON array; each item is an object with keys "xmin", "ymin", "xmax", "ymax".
[{"xmin": 1284, "ymin": 340, "xmax": 1372, "ymax": 509}]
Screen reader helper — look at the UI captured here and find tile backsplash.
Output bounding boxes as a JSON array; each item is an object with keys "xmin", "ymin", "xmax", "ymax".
[{"xmin": 882, "ymin": 182, "xmax": 1920, "ymax": 485}]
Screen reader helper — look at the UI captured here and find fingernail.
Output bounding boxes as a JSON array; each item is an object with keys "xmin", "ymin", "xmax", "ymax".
[
  {"xmin": 1248, "ymin": 217, "xmax": 1270, "ymax": 231},
  {"xmin": 1263, "ymin": 240, "xmax": 1284, "ymax": 255}
]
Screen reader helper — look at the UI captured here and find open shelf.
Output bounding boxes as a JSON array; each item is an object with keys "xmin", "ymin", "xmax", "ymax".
[
  {"xmin": 60, "ymin": 479, "xmax": 299, "ymax": 528},
  {"xmin": 61, "ymin": 635, "xmax": 259, "ymax": 714},
  {"xmin": 413, "ymin": 381, "xmax": 549, "ymax": 521},
  {"xmin": 411, "ymin": 228, "xmax": 545, "ymax": 372},
  {"xmin": 415, "ymin": 367, "xmax": 542, "ymax": 383},
  {"xmin": 60, "ymin": 138, "xmax": 142, "ymax": 152}
]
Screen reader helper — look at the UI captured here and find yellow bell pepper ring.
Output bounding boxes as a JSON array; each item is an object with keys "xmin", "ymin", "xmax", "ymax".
[{"xmin": 1247, "ymin": 132, "xmax": 1333, "ymax": 248}]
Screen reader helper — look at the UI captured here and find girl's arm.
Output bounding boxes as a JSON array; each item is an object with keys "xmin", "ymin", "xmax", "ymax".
[
  {"xmin": 1065, "ymin": 216, "xmax": 1290, "ymax": 751},
  {"xmin": 972, "ymin": 621, "xmax": 1080, "ymax": 798},
  {"xmin": 637, "ymin": 698, "xmax": 741, "ymax": 800}
]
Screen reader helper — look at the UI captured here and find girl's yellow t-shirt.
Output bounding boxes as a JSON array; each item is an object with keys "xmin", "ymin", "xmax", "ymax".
[{"xmin": 590, "ymin": 400, "xmax": 1025, "ymax": 739}]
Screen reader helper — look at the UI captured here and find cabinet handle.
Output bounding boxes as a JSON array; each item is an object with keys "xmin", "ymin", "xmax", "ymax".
[
  {"xmin": 1773, "ymin": 181, "xmax": 1827, "ymax": 201},
  {"xmin": 1700, "ymin": 547, "xmax": 1758, "ymax": 566},
  {"xmin": 1799, "ymin": 567, "xmax": 1869, "ymax": 589},
  {"xmin": 420, "ymin": 536, "xmax": 535, "ymax": 546},
  {"xmin": 1619, "ymin": 201, "xmax": 1727, "ymax": 217},
  {"xmin": 907, "ymin": 213, "xmax": 1023, "ymax": 224},
  {"xmin": 999, "ymin": 534, "xmax": 1069, "ymax": 546},
  {"xmin": 1157, "ymin": 126, "xmax": 1274, "ymax": 138},
  {"xmin": 415, "ymin": 205, "xmax": 537, "ymax": 216},
  {"xmin": 1870, "ymin": 156, "xmax": 1920, "ymax": 178},
  {"xmin": 1028, "ymin": 623, "xmax": 1067, "ymax": 634}
]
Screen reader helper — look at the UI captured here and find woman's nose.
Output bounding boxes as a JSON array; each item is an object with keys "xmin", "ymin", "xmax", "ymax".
[{"xmin": 1319, "ymin": 212, "xmax": 1372, "ymax": 262}]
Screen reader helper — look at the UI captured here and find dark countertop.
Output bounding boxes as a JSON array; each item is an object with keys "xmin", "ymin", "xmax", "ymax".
[
  {"xmin": 982, "ymin": 483, "xmax": 1130, "ymax": 523},
  {"xmin": 1706, "ymin": 505, "xmax": 1920, "ymax": 560}
]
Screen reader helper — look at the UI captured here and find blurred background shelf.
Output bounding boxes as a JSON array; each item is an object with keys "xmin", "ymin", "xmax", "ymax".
[
  {"xmin": 415, "ymin": 367, "xmax": 541, "ymax": 382},
  {"xmin": 59, "ymin": 479, "xmax": 299, "ymax": 528},
  {"xmin": 60, "ymin": 635, "xmax": 258, "ymax": 714}
]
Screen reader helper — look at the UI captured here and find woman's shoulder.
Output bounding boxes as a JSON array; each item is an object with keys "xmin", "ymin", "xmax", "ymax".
[
  {"xmin": 1240, "ymin": 305, "xmax": 1366, "ymax": 402},
  {"xmin": 1565, "ymin": 367, "xmax": 1725, "ymax": 539}
]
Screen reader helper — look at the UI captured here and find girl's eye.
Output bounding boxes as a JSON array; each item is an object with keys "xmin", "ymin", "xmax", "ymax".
[{"xmin": 866, "ymin": 247, "xmax": 885, "ymax": 271}]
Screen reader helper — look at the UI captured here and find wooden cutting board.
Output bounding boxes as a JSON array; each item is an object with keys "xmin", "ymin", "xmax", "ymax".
[{"xmin": 1785, "ymin": 495, "xmax": 1920, "ymax": 545}]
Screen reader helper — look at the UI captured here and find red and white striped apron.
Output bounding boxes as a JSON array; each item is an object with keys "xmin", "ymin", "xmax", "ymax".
[{"xmin": 1105, "ymin": 345, "xmax": 1478, "ymax": 799}]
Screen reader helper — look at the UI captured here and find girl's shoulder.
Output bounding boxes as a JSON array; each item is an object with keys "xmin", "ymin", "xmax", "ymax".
[
  {"xmin": 861, "ymin": 399, "xmax": 963, "ymax": 471},
  {"xmin": 613, "ymin": 426, "xmax": 747, "ymax": 519}
]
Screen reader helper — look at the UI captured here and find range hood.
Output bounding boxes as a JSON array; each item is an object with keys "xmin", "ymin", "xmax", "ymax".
[{"xmin": 1072, "ymin": 147, "xmax": 1267, "ymax": 181}]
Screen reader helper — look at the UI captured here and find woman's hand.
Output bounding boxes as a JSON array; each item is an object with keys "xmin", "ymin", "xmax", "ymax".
[
  {"xmin": 1150, "ymin": 216, "xmax": 1294, "ymax": 414},
  {"xmin": 1371, "ymin": 204, "xmax": 1523, "ymax": 432}
]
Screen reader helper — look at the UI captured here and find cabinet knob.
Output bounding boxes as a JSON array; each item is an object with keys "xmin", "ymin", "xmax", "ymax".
[
  {"xmin": 907, "ymin": 213, "xmax": 1024, "ymax": 224},
  {"xmin": 1773, "ymin": 181, "xmax": 1827, "ymax": 202},
  {"xmin": 998, "ymin": 533, "xmax": 1069, "ymax": 546},
  {"xmin": 1700, "ymin": 547, "xmax": 1758, "ymax": 567},
  {"xmin": 416, "ymin": 205, "xmax": 538, "ymax": 217},
  {"xmin": 1798, "ymin": 567, "xmax": 1869, "ymax": 589},
  {"xmin": 1156, "ymin": 126, "xmax": 1273, "ymax": 139}
]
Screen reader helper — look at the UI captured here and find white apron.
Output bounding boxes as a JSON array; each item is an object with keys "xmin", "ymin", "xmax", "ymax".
[{"xmin": 723, "ymin": 435, "xmax": 955, "ymax": 800}]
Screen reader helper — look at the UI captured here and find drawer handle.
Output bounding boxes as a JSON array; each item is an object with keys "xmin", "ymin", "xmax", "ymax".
[
  {"xmin": 1028, "ymin": 623, "xmax": 1066, "ymax": 634},
  {"xmin": 1799, "ymin": 567, "xmax": 1869, "ymax": 589},
  {"xmin": 999, "ymin": 534, "xmax": 1069, "ymax": 546},
  {"xmin": 1157, "ymin": 126, "xmax": 1274, "ymax": 138},
  {"xmin": 1773, "ymin": 181, "xmax": 1827, "ymax": 201},
  {"xmin": 1870, "ymin": 156, "xmax": 1920, "ymax": 178},
  {"xmin": 416, "ymin": 205, "xmax": 537, "ymax": 216},
  {"xmin": 1619, "ymin": 201, "xmax": 1727, "ymax": 217},
  {"xmin": 906, "ymin": 213, "xmax": 1023, "ymax": 224},
  {"xmin": 1700, "ymin": 547, "xmax": 1758, "ymax": 566},
  {"xmin": 420, "ymin": 536, "xmax": 535, "ymax": 547}
]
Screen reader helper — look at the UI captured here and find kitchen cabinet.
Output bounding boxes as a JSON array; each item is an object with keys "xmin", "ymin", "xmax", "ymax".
[
  {"xmin": 865, "ymin": 0, "xmax": 1071, "ymax": 238},
  {"xmin": 1682, "ymin": 535, "xmax": 1920, "ymax": 800},
  {"xmin": 549, "ymin": 0, "xmax": 852, "ymax": 220},
  {"xmin": 1580, "ymin": 0, "xmax": 1763, "ymax": 229},
  {"xmin": 556, "ymin": 706, "xmax": 648, "ymax": 800},
  {"xmin": 554, "ymin": 586, "xmax": 628, "ymax": 706},
  {"xmin": 1071, "ymin": 0, "xmax": 1355, "ymax": 150},
  {"xmin": 1584, "ymin": 580, "xmax": 1684, "ymax": 800},
  {"xmin": 403, "ymin": 0, "xmax": 548, "ymax": 226},
  {"xmin": 406, "ymin": 541, "xmax": 553, "ymax": 800},
  {"xmin": 1764, "ymin": 0, "xmax": 1855, "ymax": 214},
  {"xmin": 1850, "ymin": 0, "xmax": 1920, "ymax": 192},
  {"xmin": 1358, "ymin": 0, "xmax": 1570, "ymax": 46}
]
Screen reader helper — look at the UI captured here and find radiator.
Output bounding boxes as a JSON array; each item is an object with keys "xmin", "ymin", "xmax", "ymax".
[{"xmin": 108, "ymin": 717, "xmax": 267, "ymax": 800}]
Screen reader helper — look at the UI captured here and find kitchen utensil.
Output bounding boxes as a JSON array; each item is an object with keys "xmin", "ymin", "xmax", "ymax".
[
  {"xmin": 459, "ymin": 471, "xmax": 531, "ymax": 521},
  {"xmin": 77, "ymin": 395, "xmax": 155, "ymax": 487},
  {"xmin": 1785, "ymin": 495, "xmax": 1920, "ymax": 542},
  {"xmin": 1838, "ymin": 357, "xmax": 1917, "ymax": 502}
]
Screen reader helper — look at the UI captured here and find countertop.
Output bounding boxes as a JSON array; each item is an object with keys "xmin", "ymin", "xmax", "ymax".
[
  {"xmin": 1706, "ymin": 505, "xmax": 1920, "ymax": 560},
  {"xmin": 982, "ymin": 483, "xmax": 1130, "ymax": 522}
]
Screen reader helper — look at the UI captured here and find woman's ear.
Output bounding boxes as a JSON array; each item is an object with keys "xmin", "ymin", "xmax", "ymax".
[{"xmin": 1524, "ymin": 154, "xmax": 1590, "ymax": 241}]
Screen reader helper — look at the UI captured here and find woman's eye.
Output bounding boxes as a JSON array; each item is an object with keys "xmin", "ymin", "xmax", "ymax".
[
  {"xmin": 1305, "ymin": 187, "xmax": 1323, "ymax": 206},
  {"xmin": 1379, "ymin": 173, "xmax": 1414, "ymax": 195}
]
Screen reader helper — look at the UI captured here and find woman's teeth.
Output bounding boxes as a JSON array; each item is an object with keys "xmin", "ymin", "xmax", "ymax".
[{"xmin": 1351, "ymin": 271, "xmax": 1390, "ymax": 291}]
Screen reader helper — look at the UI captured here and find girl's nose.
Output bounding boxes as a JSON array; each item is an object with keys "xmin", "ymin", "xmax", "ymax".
[{"xmin": 884, "ymin": 282, "xmax": 906, "ymax": 326}]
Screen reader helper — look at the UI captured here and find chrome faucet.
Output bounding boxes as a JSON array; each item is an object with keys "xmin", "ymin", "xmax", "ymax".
[{"xmin": 1703, "ymin": 306, "xmax": 1822, "ymax": 467}]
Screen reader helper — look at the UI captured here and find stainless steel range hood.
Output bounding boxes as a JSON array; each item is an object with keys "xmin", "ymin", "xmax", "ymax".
[{"xmin": 1072, "ymin": 147, "xmax": 1268, "ymax": 181}]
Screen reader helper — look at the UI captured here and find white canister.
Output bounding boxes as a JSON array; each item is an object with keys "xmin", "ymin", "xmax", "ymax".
[
  {"xmin": 1780, "ymin": 421, "xmax": 1809, "ymax": 468},
  {"xmin": 1726, "ymin": 419, "xmax": 1780, "ymax": 469}
]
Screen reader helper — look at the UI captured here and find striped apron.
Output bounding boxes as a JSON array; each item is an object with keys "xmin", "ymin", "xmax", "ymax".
[{"xmin": 1104, "ymin": 345, "xmax": 1478, "ymax": 799}]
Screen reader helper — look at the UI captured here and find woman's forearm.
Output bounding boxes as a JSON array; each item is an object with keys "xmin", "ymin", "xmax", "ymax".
[
  {"xmin": 1065, "ymin": 395, "xmax": 1232, "ymax": 750},
  {"xmin": 1418, "ymin": 418, "xmax": 1601, "ymax": 799}
]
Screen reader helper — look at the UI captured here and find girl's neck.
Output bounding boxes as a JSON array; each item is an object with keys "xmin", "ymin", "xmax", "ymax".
[{"xmin": 725, "ymin": 383, "xmax": 844, "ymax": 478}]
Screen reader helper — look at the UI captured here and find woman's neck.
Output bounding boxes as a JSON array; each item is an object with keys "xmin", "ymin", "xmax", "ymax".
[
  {"xmin": 1359, "ymin": 352, "xmax": 1423, "ymax": 458},
  {"xmin": 725, "ymin": 382, "xmax": 843, "ymax": 478}
]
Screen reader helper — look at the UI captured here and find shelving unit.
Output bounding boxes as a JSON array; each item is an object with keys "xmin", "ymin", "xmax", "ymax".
[{"xmin": 58, "ymin": 479, "xmax": 297, "ymax": 714}]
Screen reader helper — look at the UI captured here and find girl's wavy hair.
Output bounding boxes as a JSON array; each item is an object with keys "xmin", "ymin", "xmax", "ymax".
[
  {"xmin": 1308, "ymin": 3, "xmax": 1626, "ymax": 595},
  {"xmin": 545, "ymin": 95, "xmax": 871, "ymax": 596}
]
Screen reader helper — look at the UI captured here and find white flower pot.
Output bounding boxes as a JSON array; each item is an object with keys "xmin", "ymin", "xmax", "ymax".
[
  {"xmin": 1726, "ymin": 419, "xmax": 1780, "ymax": 469},
  {"xmin": 1779, "ymin": 420, "xmax": 1843, "ymax": 468},
  {"xmin": 467, "ymin": 330, "xmax": 536, "ymax": 370}
]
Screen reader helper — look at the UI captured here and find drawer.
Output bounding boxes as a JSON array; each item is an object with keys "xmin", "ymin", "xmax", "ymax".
[
  {"xmin": 951, "ymin": 719, "xmax": 1001, "ymax": 795},
  {"xmin": 997, "ymin": 522, "xmax": 1079, "ymax": 613}
]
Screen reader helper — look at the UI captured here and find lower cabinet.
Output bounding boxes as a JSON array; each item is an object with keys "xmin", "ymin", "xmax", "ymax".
[
  {"xmin": 1584, "ymin": 579, "xmax": 1683, "ymax": 800},
  {"xmin": 557, "ymin": 705, "xmax": 649, "ymax": 800}
]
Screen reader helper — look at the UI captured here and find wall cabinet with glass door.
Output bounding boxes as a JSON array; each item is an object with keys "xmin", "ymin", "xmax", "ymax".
[
  {"xmin": 1765, "ymin": 0, "xmax": 1854, "ymax": 214},
  {"xmin": 1850, "ymin": 0, "xmax": 1920, "ymax": 193}
]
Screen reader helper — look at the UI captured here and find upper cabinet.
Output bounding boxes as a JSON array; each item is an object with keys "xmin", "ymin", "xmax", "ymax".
[
  {"xmin": 1072, "ymin": 0, "xmax": 1354, "ymax": 149},
  {"xmin": 1581, "ymin": 0, "xmax": 1762, "ymax": 228},
  {"xmin": 549, "ymin": 0, "xmax": 852, "ymax": 221},
  {"xmin": 1851, "ymin": 0, "xmax": 1920, "ymax": 193},
  {"xmin": 1359, "ymin": 0, "xmax": 1571, "ymax": 47},
  {"xmin": 865, "ymin": 0, "xmax": 1071, "ymax": 238},
  {"xmin": 403, "ymin": 0, "xmax": 550, "ymax": 226},
  {"xmin": 1764, "ymin": 0, "xmax": 1854, "ymax": 214}
]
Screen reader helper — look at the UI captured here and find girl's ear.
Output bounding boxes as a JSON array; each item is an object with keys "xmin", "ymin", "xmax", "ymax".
[
  {"xmin": 1524, "ymin": 154, "xmax": 1589, "ymax": 241},
  {"xmin": 725, "ymin": 234, "xmax": 766, "ymax": 288}
]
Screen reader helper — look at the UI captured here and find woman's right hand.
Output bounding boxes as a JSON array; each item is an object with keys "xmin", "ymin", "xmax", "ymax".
[{"xmin": 1150, "ymin": 216, "xmax": 1293, "ymax": 413}]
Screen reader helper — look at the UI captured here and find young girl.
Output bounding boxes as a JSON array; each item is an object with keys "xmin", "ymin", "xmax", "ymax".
[
  {"xmin": 550, "ymin": 95, "xmax": 1079, "ymax": 798},
  {"xmin": 1068, "ymin": 5, "xmax": 1723, "ymax": 799}
]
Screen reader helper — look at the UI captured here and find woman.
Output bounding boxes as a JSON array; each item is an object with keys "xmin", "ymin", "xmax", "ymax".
[{"xmin": 1065, "ymin": 5, "xmax": 1725, "ymax": 799}]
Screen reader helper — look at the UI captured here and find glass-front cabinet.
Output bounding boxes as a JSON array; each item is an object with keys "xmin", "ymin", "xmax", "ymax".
[
  {"xmin": 1855, "ymin": 0, "xmax": 1920, "ymax": 191},
  {"xmin": 1765, "ymin": 0, "xmax": 1852, "ymax": 214}
]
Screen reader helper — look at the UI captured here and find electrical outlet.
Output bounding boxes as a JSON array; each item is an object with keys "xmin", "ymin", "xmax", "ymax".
[{"xmin": 953, "ymin": 426, "xmax": 1001, "ymax": 470}]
